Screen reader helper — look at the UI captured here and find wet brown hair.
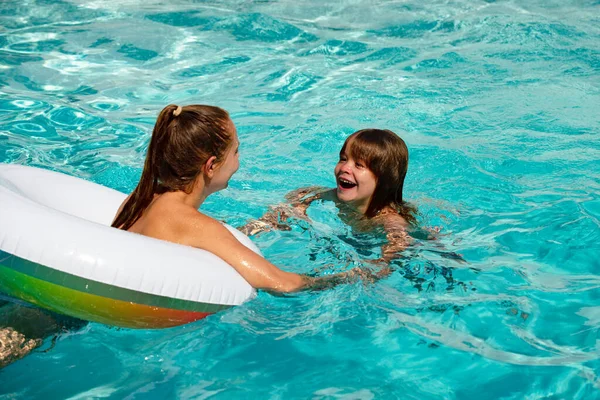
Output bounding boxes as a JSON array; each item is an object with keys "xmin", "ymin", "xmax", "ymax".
[
  {"xmin": 340, "ymin": 129, "xmax": 417, "ymax": 224},
  {"xmin": 112, "ymin": 104, "xmax": 232, "ymax": 231}
]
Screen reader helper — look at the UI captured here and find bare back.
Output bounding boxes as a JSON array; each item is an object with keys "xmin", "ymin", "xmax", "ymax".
[
  {"xmin": 124, "ymin": 194, "xmax": 198, "ymax": 246},
  {"xmin": 115, "ymin": 191, "xmax": 310, "ymax": 292}
]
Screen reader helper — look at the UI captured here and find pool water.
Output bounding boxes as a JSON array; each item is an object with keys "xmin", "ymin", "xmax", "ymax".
[{"xmin": 1, "ymin": 0, "xmax": 599, "ymax": 398}]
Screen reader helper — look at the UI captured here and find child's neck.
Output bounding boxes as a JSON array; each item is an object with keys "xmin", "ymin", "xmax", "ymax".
[{"xmin": 332, "ymin": 193, "xmax": 370, "ymax": 216}]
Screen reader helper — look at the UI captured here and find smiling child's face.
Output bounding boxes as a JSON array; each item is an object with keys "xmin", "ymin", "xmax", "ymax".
[{"xmin": 334, "ymin": 142, "xmax": 377, "ymax": 214}]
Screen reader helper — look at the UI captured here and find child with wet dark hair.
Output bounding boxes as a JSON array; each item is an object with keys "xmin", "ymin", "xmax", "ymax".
[{"xmin": 241, "ymin": 129, "xmax": 418, "ymax": 266}]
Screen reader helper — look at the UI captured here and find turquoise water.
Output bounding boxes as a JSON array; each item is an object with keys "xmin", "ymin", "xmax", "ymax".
[{"xmin": 1, "ymin": 0, "xmax": 600, "ymax": 398}]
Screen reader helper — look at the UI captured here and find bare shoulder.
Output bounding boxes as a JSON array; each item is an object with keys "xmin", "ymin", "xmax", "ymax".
[
  {"xmin": 138, "ymin": 198, "xmax": 216, "ymax": 242},
  {"xmin": 172, "ymin": 206, "xmax": 237, "ymax": 248},
  {"xmin": 380, "ymin": 210, "xmax": 409, "ymax": 233}
]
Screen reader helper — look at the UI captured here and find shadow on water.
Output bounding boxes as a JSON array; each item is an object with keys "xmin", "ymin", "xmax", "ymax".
[{"xmin": 0, "ymin": 296, "xmax": 87, "ymax": 369}]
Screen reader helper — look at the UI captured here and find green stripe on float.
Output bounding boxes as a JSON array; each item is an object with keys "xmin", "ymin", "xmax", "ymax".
[
  {"xmin": 0, "ymin": 264, "xmax": 212, "ymax": 328},
  {"xmin": 0, "ymin": 250, "xmax": 232, "ymax": 313}
]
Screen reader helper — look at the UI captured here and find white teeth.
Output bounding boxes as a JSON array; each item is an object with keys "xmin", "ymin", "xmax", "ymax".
[{"xmin": 338, "ymin": 177, "xmax": 356, "ymax": 185}]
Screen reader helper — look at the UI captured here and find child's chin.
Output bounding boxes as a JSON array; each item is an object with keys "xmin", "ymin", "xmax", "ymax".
[{"xmin": 336, "ymin": 189, "xmax": 355, "ymax": 202}]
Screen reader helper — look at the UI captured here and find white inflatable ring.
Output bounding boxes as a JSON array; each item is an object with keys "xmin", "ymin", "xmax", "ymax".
[{"xmin": 0, "ymin": 164, "xmax": 257, "ymax": 329}]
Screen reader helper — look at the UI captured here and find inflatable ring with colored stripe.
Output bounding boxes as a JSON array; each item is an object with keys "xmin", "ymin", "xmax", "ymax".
[{"xmin": 0, "ymin": 164, "xmax": 257, "ymax": 329}]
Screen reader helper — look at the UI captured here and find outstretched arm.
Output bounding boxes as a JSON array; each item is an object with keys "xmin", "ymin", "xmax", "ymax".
[
  {"xmin": 189, "ymin": 212, "xmax": 361, "ymax": 293},
  {"xmin": 239, "ymin": 186, "xmax": 331, "ymax": 236},
  {"xmin": 370, "ymin": 217, "xmax": 466, "ymax": 275},
  {"xmin": 359, "ymin": 214, "xmax": 413, "ymax": 280}
]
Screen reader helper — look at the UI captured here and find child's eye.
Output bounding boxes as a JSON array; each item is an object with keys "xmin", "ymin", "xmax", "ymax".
[{"xmin": 356, "ymin": 162, "xmax": 364, "ymax": 168}]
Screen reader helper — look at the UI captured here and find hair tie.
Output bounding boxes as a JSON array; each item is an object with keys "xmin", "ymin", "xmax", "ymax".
[{"xmin": 173, "ymin": 105, "xmax": 183, "ymax": 117}]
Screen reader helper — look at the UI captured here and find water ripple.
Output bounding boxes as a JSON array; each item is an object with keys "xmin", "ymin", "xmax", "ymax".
[{"xmin": 1, "ymin": 0, "xmax": 599, "ymax": 398}]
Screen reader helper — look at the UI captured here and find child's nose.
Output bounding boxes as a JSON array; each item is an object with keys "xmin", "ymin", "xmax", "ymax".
[{"xmin": 339, "ymin": 163, "xmax": 353, "ymax": 174}]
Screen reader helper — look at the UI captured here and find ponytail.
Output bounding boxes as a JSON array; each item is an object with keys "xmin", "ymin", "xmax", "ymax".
[{"xmin": 112, "ymin": 104, "xmax": 231, "ymax": 230}]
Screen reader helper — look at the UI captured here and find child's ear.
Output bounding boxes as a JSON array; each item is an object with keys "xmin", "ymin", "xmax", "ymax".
[{"xmin": 204, "ymin": 156, "xmax": 217, "ymax": 178}]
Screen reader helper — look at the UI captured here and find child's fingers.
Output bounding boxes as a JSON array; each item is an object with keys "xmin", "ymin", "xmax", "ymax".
[
  {"xmin": 238, "ymin": 220, "xmax": 273, "ymax": 236},
  {"xmin": 284, "ymin": 186, "xmax": 319, "ymax": 202}
]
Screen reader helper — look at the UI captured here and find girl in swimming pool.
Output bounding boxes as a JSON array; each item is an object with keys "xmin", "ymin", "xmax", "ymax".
[
  {"xmin": 112, "ymin": 104, "xmax": 364, "ymax": 293},
  {"xmin": 241, "ymin": 128, "xmax": 419, "ymax": 265},
  {"xmin": 3, "ymin": 104, "xmax": 359, "ymax": 369}
]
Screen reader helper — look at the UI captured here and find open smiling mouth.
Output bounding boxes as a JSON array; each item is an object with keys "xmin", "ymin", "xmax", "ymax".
[{"xmin": 338, "ymin": 177, "xmax": 357, "ymax": 189}]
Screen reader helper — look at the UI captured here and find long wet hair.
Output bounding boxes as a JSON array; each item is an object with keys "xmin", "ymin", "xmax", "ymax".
[
  {"xmin": 112, "ymin": 104, "xmax": 233, "ymax": 231},
  {"xmin": 341, "ymin": 129, "xmax": 417, "ymax": 224}
]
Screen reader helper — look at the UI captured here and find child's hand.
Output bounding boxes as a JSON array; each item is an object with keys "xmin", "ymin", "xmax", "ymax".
[
  {"xmin": 238, "ymin": 205, "xmax": 300, "ymax": 236},
  {"xmin": 270, "ymin": 204, "xmax": 309, "ymax": 223},
  {"xmin": 363, "ymin": 259, "xmax": 393, "ymax": 280},
  {"xmin": 284, "ymin": 186, "xmax": 322, "ymax": 203},
  {"xmin": 238, "ymin": 220, "xmax": 274, "ymax": 236}
]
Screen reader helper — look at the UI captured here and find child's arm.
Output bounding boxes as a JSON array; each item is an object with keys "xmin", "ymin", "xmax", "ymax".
[
  {"xmin": 360, "ymin": 215, "xmax": 413, "ymax": 279},
  {"xmin": 239, "ymin": 186, "xmax": 331, "ymax": 236},
  {"xmin": 373, "ymin": 215, "xmax": 467, "ymax": 269},
  {"xmin": 381, "ymin": 228, "xmax": 412, "ymax": 263}
]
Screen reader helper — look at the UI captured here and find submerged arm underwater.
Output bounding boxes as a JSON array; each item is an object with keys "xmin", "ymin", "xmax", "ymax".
[{"xmin": 0, "ymin": 301, "xmax": 86, "ymax": 368}]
